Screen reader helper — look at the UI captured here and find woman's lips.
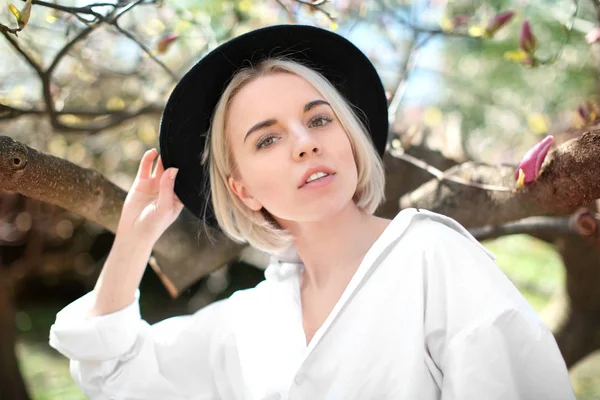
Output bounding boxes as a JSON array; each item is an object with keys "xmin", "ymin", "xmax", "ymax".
[
  {"xmin": 298, "ymin": 165, "xmax": 336, "ymax": 188},
  {"xmin": 299, "ymin": 173, "xmax": 336, "ymax": 189}
]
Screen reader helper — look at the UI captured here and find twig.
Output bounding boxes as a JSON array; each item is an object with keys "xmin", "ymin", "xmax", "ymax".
[
  {"xmin": 293, "ymin": 0, "xmax": 326, "ymax": 4},
  {"xmin": 387, "ymin": 37, "xmax": 419, "ymax": 127},
  {"xmin": 0, "ymin": 102, "xmax": 162, "ymax": 119},
  {"xmin": 375, "ymin": 0, "xmax": 471, "ymax": 38},
  {"xmin": 2, "ymin": 0, "xmax": 177, "ymax": 133},
  {"xmin": 0, "ymin": 31, "xmax": 44, "ymax": 76},
  {"xmin": 383, "ymin": 0, "xmax": 470, "ymax": 128},
  {"xmin": 275, "ymin": 0, "xmax": 297, "ymax": 22},
  {"xmin": 537, "ymin": 0, "xmax": 579, "ymax": 66},
  {"xmin": 83, "ymin": 105, "xmax": 166, "ymax": 135},
  {"xmin": 389, "ymin": 147, "xmax": 515, "ymax": 192},
  {"xmin": 104, "ymin": 21, "xmax": 178, "ymax": 82},
  {"xmin": 470, "ymin": 215, "xmax": 574, "ymax": 240},
  {"xmin": 17, "ymin": 0, "xmax": 161, "ymax": 23},
  {"xmin": 469, "ymin": 209, "xmax": 600, "ymax": 241},
  {"xmin": 47, "ymin": 25, "xmax": 95, "ymax": 74},
  {"xmin": 0, "ymin": 23, "xmax": 21, "ymax": 36},
  {"xmin": 291, "ymin": 0, "xmax": 335, "ymax": 21}
]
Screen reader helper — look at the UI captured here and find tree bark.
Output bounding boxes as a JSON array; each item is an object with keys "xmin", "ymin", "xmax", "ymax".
[
  {"xmin": 399, "ymin": 130, "xmax": 600, "ymax": 227},
  {"xmin": 0, "ymin": 135, "xmax": 245, "ymax": 296},
  {"xmin": 545, "ymin": 229, "xmax": 600, "ymax": 368},
  {"xmin": 0, "ymin": 273, "xmax": 30, "ymax": 400}
]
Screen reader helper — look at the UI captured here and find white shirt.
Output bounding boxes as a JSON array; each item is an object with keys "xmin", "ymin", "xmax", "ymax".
[{"xmin": 49, "ymin": 208, "xmax": 575, "ymax": 400}]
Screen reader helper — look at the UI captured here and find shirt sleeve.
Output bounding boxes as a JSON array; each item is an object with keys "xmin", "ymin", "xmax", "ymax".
[
  {"xmin": 419, "ymin": 219, "xmax": 576, "ymax": 400},
  {"xmin": 49, "ymin": 289, "xmax": 229, "ymax": 400}
]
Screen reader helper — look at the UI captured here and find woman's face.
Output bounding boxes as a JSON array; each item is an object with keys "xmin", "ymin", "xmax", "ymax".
[{"xmin": 226, "ymin": 72, "xmax": 358, "ymax": 224}]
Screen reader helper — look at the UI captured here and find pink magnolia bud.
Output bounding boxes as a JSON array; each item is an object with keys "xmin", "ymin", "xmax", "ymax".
[
  {"xmin": 514, "ymin": 135, "xmax": 553, "ymax": 186},
  {"xmin": 156, "ymin": 33, "xmax": 179, "ymax": 54},
  {"xmin": 577, "ymin": 101, "xmax": 599, "ymax": 126},
  {"xmin": 578, "ymin": 105, "xmax": 590, "ymax": 122},
  {"xmin": 586, "ymin": 27, "xmax": 600, "ymax": 44},
  {"xmin": 520, "ymin": 20, "xmax": 537, "ymax": 54},
  {"xmin": 485, "ymin": 10, "xmax": 515, "ymax": 37}
]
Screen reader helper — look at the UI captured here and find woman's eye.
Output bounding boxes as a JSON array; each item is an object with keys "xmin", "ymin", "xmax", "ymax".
[
  {"xmin": 309, "ymin": 115, "xmax": 333, "ymax": 128},
  {"xmin": 256, "ymin": 135, "xmax": 278, "ymax": 150}
]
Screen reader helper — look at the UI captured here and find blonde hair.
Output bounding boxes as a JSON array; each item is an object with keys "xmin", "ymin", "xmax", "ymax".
[{"xmin": 202, "ymin": 58, "xmax": 386, "ymax": 254}]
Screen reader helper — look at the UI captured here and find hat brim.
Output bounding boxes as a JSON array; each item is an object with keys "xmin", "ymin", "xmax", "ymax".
[{"xmin": 159, "ymin": 24, "xmax": 388, "ymax": 227}]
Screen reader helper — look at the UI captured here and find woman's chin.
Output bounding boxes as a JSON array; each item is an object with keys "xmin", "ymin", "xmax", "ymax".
[{"xmin": 282, "ymin": 201, "xmax": 355, "ymax": 224}]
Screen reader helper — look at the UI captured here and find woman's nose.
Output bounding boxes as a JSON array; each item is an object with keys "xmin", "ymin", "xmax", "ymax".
[{"xmin": 292, "ymin": 128, "xmax": 321, "ymax": 160}]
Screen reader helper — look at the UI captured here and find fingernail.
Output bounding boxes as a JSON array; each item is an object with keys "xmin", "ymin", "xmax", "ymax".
[{"xmin": 170, "ymin": 168, "xmax": 178, "ymax": 179}]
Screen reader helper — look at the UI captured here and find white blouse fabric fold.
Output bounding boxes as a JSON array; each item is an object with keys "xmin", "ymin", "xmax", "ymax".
[{"xmin": 49, "ymin": 208, "xmax": 576, "ymax": 400}]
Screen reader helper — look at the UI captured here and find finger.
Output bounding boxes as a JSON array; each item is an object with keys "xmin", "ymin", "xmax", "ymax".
[
  {"xmin": 173, "ymin": 191, "xmax": 184, "ymax": 209},
  {"xmin": 152, "ymin": 154, "xmax": 165, "ymax": 180},
  {"xmin": 136, "ymin": 149, "xmax": 157, "ymax": 180},
  {"xmin": 157, "ymin": 167, "xmax": 178, "ymax": 212},
  {"xmin": 171, "ymin": 191, "xmax": 185, "ymax": 215}
]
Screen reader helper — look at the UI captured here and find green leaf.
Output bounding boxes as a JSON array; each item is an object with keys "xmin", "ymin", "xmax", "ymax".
[{"xmin": 8, "ymin": 4, "xmax": 21, "ymax": 21}]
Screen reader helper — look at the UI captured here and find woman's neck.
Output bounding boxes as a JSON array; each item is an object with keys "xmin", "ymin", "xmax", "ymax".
[{"xmin": 282, "ymin": 203, "xmax": 391, "ymax": 291}]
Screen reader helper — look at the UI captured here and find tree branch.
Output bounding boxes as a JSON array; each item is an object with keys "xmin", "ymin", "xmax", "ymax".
[
  {"xmin": 0, "ymin": 102, "xmax": 162, "ymax": 120},
  {"xmin": 375, "ymin": 0, "xmax": 474, "ymax": 38},
  {"xmin": 0, "ymin": 135, "xmax": 247, "ymax": 296},
  {"xmin": 0, "ymin": 23, "xmax": 21, "ymax": 36},
  {"xmin": 102, "ymin": 20, "xmax": 178, "ymax": 83},
  {"xmin": 546, "ymin": 219, "xmax": 600, "ymax": 367},
  {"xmin": 399, "ymin": 130, "xmax": 600, "ymax": 227},
  {"xmin": 2, "ymin": 0, "xmax": 176, "ymax": 133},
  {"xmin": 17, "ymin": 0, "xmax": 161, "ymax": 23},
  {"xmin": 47, "ymin": 25, "xmax": 95, "ymax": 75},
  {"xmin": 469, "ymin": 208, "xmax": 599, "ymax": 241},
  {"xmin": 5, "ymin": 127, "xmax": 598, "ymax": 293},
  {"xmin": 0, "ymin": 31, "xmax": 44, "ymax": 76},
  {"xmin": 291, "ymin": 0, "xmax": 335, "ymax": 21},
  {"xmin": 274, "ymin": 0, "xmax": 297, "ymax": 22}
]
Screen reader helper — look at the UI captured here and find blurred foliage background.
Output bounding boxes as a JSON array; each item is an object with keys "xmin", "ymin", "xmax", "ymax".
[{"xmin": 2, "ymin": 0, "xmax": 600, "ymax": 398}]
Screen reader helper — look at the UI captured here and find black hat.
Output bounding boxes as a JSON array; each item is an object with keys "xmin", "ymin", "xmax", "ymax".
[{"xmin": 159, "ymin": 24, "xmax": 388, "ymax": 228}]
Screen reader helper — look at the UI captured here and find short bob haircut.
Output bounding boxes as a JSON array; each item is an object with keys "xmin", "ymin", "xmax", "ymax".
[{"xmin": 203, "ymin": 58, "xmax": 386, "ymax": 255}]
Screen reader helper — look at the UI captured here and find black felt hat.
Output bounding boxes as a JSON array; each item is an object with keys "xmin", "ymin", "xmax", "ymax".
[{"xmin": 159, "ymin": 24, "xmax": 388, "ymax": 228}]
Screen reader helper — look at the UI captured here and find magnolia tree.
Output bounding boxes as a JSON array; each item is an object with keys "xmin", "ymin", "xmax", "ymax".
[{"xmin": 2, "ymin": 0, "xmax": 600, "ymax": 398}]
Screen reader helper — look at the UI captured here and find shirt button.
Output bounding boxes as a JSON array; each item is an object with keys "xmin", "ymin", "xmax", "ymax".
[{"xmin": 295, "ymin": 374, "xmax": 305, "ymax": 385}]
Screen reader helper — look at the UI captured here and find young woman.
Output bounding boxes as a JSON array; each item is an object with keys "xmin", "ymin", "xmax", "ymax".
[{"xmin": 49, "ymin": 25, "xmax": 575, "ymax": 399}]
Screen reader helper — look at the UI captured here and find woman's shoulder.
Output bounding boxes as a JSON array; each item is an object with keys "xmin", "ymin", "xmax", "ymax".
[{"xmin": 397, "ymin": 208, "xmax": 496, "ymax": 261}]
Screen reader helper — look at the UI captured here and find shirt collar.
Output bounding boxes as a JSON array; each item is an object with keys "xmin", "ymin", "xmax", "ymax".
[
  {"xmin": 263, "ymin": 208, "xmax": 496, "ymax": 283},
  {"xmin": 263, "ymin": 208, "xmax": 418, "ymax": 283}
]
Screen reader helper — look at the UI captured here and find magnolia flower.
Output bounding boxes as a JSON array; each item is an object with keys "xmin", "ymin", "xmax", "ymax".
[
  {"xmin": 578, "ymin": 105, "xmax": 590, "ymax": 122},
  {"xmin": 156, "ymin": 33, "xmax": 179, "ymax": 54},
  {"xmin": 8, "ymin": 0, "xmax": 32, "ymax": 30},
  {"xmin": 515, "ymin": 135, "xmax": 553, "ymax": 188},
  {"xmin": 586, "ymin": 27, "xmax": 600, "ymax": 44},
  {"xmin": 485, "ymin": 10, "xmax": 515, "ymax": 37},
  {"xmin": 575, "ymin": 101, "xmax": 600, "ymax": 128},
  {"xmin": 520, "ymin": 20, "xmax": 537, "ymax": 54}
]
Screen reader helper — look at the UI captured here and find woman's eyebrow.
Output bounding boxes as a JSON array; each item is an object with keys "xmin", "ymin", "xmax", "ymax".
[
  {"xmin": 304, "ymin": 99, "xmax": 330, "ymax": 112},
  {"xmin": 243, "ymin": 99, "xmax": 331, "ymax": 143},
  {"xmin": 244, "ymin": 119, "xmax": 277, "ymax": 143}
]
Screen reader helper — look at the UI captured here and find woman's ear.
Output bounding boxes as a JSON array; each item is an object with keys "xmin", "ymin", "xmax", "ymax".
[{"xmin": 228, "ymin": 176, "xmax": 263, "ymax": 211}]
